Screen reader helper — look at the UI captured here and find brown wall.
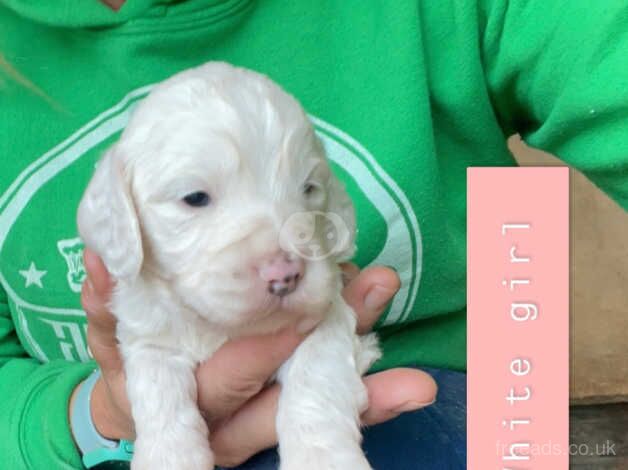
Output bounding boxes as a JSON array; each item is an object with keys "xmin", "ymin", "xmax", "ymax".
[{"xmin": 509, "ymin": 136, "xmax": 628, "ymax": 403}]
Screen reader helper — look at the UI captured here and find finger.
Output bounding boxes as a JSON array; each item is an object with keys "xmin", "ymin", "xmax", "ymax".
[
  {"xmin": 360, "ymin": 368, "xmax": 437, "ymax": 425},
  {"xmin": 81, "ymin": 277, "xmax": 116, "ymax": 331},
  {"xmin": 81, "ymin": 265, "xmax": 122, "ymax": 373},
  {"xmin": 211, "ymin": 385, "xmax": 280, "ymax": 468},
  {"xmin": 196, "ymin": 326, "xmax": 307, "ymax": 419},
  {"xmin": 83, "ymin": 291, "xmax": 122, "ymax": 373},
  {"xmin": 210, "ymin": 368, "xmax": 436, "ymax": 467},
  {"xmin": 81, "ymin": 250, "xmax": 116, "ymax": 333},
  {"xmin": 83, "ymin": 248, "xmax": 114, "ymax": 297},
  {"xmin": 343, "ymin": 266, "xmax": 400, "ymax": 333}
]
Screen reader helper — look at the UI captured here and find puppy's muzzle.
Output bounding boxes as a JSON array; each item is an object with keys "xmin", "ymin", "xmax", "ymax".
[{"xmin": 258, "ymin": 251, "xmax": 305, "ymax": 297}]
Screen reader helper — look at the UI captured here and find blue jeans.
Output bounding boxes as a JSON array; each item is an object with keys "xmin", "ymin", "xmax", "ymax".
[{"xmin": 225, "ymin": 367, "xmax": 467, "ymax": 470}]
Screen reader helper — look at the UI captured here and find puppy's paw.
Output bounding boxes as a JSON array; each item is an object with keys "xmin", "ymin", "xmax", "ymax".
[
  {"xmin": 280, "ymin": 447, "xmax": 373, "ymax": 470},
  {"xmin": 356, "ymin": 332, "xmax": 381, "ymax": 374},
  {"xmin": 131, "ymin": 437, "xmax": 215, "ymax": 470}
]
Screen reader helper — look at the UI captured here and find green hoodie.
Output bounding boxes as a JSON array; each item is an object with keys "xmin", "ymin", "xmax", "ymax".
[{"xmin": 0, "ymin": 0, "xmax": 627, "ymax": 468}]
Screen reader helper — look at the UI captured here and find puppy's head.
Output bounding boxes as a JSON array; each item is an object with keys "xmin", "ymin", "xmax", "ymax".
[{"xmin": 78, "ymin": 62, "xmax": 355, "ymax": 333}]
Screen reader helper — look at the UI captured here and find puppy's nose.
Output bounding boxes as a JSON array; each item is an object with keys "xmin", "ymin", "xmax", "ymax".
[{"xmin": 258, "ymin": 252, "xmax": 305, "ymax": 297}]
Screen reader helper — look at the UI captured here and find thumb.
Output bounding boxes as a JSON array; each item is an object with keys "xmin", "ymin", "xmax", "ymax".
[
  {"xmin": 197, "ymin": 326, "xmax": 307, "ymax": 420},
  {"xmin": 81, "ymin": 250, "xmax": 122, "ymax": 374}
]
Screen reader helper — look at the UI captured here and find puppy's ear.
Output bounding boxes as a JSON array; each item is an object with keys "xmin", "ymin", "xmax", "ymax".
[
  {"xmin": 327, "ymin": 174, "xmax": 357, "ymax": 262},
  {"xmin": 77, "ymin": 147, "xmax": 143, "ymax": 280}
]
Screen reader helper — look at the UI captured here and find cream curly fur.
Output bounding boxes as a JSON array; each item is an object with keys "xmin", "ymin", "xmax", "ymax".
[{"xmin": 78, "ymin": 62, "xmax": 380, "ymax": 470}]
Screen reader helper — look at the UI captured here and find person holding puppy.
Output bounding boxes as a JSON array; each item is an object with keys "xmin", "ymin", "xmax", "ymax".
[{"xmin": 0, "ymin": 1, "xmax": 626, "ymax": 469}]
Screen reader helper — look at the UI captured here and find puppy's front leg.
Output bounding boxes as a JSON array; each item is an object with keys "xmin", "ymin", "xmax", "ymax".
[
  {"xmin": 276, "ymin": 297, "xmax": 376, "ymax": 470},
  {"xmin": 123, "ymin": 346, "xmax": 213, "ymax": 470}
]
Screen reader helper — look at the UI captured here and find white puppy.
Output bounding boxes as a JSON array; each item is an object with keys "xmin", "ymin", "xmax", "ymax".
[{"xmin": 78, "ymin": 62, "xmax": 380, "ymax": 470}]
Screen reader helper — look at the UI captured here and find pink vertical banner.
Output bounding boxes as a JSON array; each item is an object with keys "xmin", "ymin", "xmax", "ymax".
[{"xmin": 467, "ymin": 168, "xmax": 569, "ymax": 469}]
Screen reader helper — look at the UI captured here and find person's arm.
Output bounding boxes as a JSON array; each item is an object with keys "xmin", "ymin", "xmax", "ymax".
[
  {"xmin": 0, "ymin": 285, "xmax": 92, "ymax": 469},
  {"xmin": 481, "ymin": 0, "xmax": 628, "ymax": 209}
]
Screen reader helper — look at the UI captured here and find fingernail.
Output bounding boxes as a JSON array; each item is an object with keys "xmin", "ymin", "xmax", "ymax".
[
  {"xmin": 364, "ymin": 285, "xmax": 396, "ymax": 312},
  {"xmin": 383, "ymin": 265, "xmax": 398, "ymax": 274},
  {"xmin": 392, "ymin": 399, "xmax": 436, "ymax": 414}
]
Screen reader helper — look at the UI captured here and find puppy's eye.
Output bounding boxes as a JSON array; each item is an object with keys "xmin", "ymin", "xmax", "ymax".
[
  {"xmin": 182, "ymin": 191, "xmax": 211, "ymax": 207},
  {"xmin": 303, "ymin": 182, "xmax": 319, "ymax": 196}
]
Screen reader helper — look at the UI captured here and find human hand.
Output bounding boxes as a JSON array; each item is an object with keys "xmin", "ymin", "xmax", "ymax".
[{"xmin": 75, "ymin": 249, "xmax": 437, "ymax": 467}]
